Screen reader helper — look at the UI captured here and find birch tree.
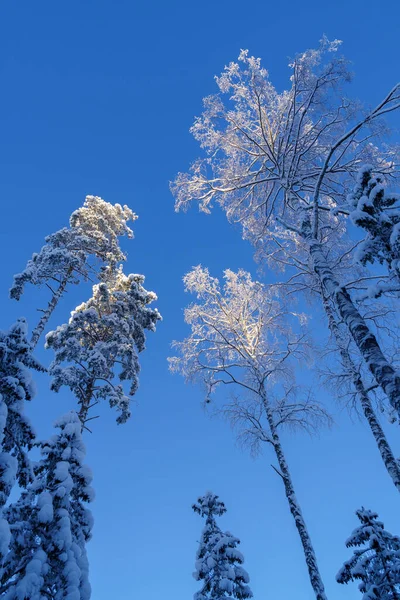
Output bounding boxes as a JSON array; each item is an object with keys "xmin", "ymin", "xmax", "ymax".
[
  {"xmin": 337, "ymin": 508, "xmax": 400, "ymax": 599},
  {"xmin": 46, "ymin": 266, "xmax": 161, "ymax": 429},
  {"xmin": 319, "ymin": 289, "xmax": 400, "ymax": 494},
  {"xmin": 170, "ymin": 266, "xmax": 330, "ymax": 600},
  {"xmin": 192, "ymin": 492, "xmax": 252, "ymax": 600},
  {"xmin": 10, "ymin": 196, "xmax": 137, "ymax": 348},
  {"xmin": 171, "ymin": 39, "xmax": 400, "ymax": 422}
]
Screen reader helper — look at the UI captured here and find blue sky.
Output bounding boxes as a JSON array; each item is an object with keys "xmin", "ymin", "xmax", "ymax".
[{"xmin": 1, "ymin": 1, "xmax": 400, "ymax": 598}]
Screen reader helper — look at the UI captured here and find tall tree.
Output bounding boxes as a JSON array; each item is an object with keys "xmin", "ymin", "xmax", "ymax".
[
  {"xmin": 46, "ymin": 266, "xmax": 161, "ymax": 428},
  {"xmin": 10, "ymin": 196, "xmax": 137, "ymax": 348},
  {"xmin": 320, "ymin": 289, "xmax": 400, "ymax": 493},
  {"xmin": 337, "ymin": 508, "xmax": 400, "ymax": 599},
  {"xmin": 0, "ymin": 319, "xmax": 44, "ymax": 565},
  {"xmin": 171, "ymin": 40, "xmax": 400, "ymax": 426},
  {"xmin": 193, "ymin": 492, "xmax": 252, "ymax": 600},
  {"xmin": 0, "ymin": 411, "xmax": 93, "ymax": 600},
  {"xmin": 170, "ymin": 266, "xmax": 330, "ymax": 600}
]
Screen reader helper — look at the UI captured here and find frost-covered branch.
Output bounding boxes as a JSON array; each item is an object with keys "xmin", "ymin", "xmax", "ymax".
[{"xmin": 46, "ymin": 266, "xmax": 161, "ymax": 427}]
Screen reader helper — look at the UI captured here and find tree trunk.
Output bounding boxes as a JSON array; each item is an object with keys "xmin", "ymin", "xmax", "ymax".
[
  {"xmin": 30, "ymin": 268, "xmax": 73, "ymax": 348},
  {"xmin": 262, "ymin": 390, "xmax": 328, "ymax": 600},
  {"xmin": 78, "ymin": 379, "xmax": 95, "ymax": 432},
  {"xmin": 322, "ymin": 294, "xmax": 400, "ymax": 493},
  {"xmin": 306, "ymin": 235, "xmax": 400, "ymax": 416}
]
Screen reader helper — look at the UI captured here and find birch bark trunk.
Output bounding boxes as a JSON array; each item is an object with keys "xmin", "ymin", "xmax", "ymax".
[{"xmin": 261, "ymin": 389, "xmax": 328, "ymax": 600}]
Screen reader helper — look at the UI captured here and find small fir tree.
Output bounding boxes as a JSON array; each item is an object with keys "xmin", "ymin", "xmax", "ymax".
[
  {"xmin": 193, "ymin": 492, "xmax": 252, "ymax": 600},
  {"xmin": 337, "ymin": 507, "xmax": 400, "ymax": 599},
  {"xmin": 45, "ymin": 266, "xmax": 161, "ymax": 427},
  {"xmin": 349, "ymin": 166, "xmax": 400, "ymax": 298},
  {"xmin": 0, "ymin": 319, "xmax": 44, "ymax": 565},
  {"xmin": 1, "ymin": 411, "xmax": 94, "ymax": 600},
  {"xmin": 10, "ymin": 196, "xmax": 137, "ymax": 348}
]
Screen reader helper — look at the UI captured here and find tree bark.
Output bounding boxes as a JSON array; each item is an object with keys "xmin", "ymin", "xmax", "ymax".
[
  {"xmin": 261, "ymin": 390, "xmax": 328, "ymax": 600},
  {"xmin": 322, "ymin": 294, "xmax": 400, "ymax": 493},
  {"xmin": 78, "ymin": 379, "xmax": 95, "ymax": 432},
  {"xmin": 306, "ymin": 235, "xmax": 400, "ymax": 416},
  {"xmin": 30, "ymin": 268, "xmax": 73, "ymax": 349}
]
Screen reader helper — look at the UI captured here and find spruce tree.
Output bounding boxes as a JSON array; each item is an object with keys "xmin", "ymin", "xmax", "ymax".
[
  {"xmin": 349, "ymin": 166, "xmax": 400, "ymax": 298},
  {"xmin": 0, "ymin": 319, "xmax": 44, "ymax": 565},
  {"xmin": 193, "ymin": 492, "xmax": 252, "ymax": 600},
  {"xmin": 10, "ymin": 196, "xmax": 137, "ymax": 348},
  {"xmin": 1, "ymin": 411, "xmax": 93, "ymax": 600},
  {"xmin": 337, "ymin": 507, "xmax": 400, "ymax": 599}
]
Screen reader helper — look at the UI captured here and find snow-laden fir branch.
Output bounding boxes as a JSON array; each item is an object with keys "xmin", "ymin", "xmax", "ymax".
[
  {"xmin": 0, "ymin": 319, "xmax": 45, "ymax": 566},
  {"xmin": 1, "ymin": 411, "xmax": 93, "ymax": 600},
  {"xmin": 337, "ymin": 508, "xmax": 400, "ymax": 599},
  {"xmin": 192, "ymin": 492, "xmax": 252, "ymax": 600}
]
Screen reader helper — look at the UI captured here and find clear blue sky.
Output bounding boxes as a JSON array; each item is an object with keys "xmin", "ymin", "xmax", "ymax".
[{"xmin": 1, "ymin": 1, "xmax": 400, "ymax": 598}]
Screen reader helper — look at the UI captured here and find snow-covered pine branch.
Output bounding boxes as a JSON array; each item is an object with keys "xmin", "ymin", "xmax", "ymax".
[
  {"xmin": 46, "ymin": 266, "xmax": 161, "ymax": 428},
  {"xmin": 171, "ymin": 39, "xmax": 400, "ymax": 421},
  {"xmin": 10, "ymin": 196, "xmax": 137, "ymax": 348},
  {"xmin": 337, "ymin": 508, "xmax": 400, "ymax": 599},
  {"xmin": 170, "ymin": 266, "xmax": 329, "ymax": 600},
  {"xmin": 192, "ymin": 492, "xmax": 252, "ymax": 600},
  {"xmin": 1, "ymin": 411, "xmax": 94, "ymax": 600},
  {"xmin": 0, "ymin": 319, "xmax": 45, "ymax": 566}
]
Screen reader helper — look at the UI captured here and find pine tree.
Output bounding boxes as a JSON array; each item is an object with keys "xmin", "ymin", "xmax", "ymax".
[
  {"xmin": 193, "ymin": 492, "xmax": 252, "ymax": 600},
  {"xmin": 0, "ymin": 319, "xmax": 44, "ymax": 565},
  {"xmin": 337, "ymin": 508, "xmax": 400, "ymax": 599},
  {"xmin": 10, "ymin": 196, "xmax": 137, "ymax": 348},
  {"xmin": 46, "ymin": 266, "xmax": 161, "ymax": 428},
  {"xmin": 0, "ymin": 411, "xmax": 94, "ymax": 600}
]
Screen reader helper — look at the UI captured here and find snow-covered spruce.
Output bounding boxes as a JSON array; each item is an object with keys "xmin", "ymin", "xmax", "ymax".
[
  {"xmin": 193, "ymin": 492, "xmax": 252, "ymax": 600},
  {"xmin": 0, "ymin": 319, "xmax": 44, "ymax": 564},
  {"xmin": 349, "ymin": 165, "xmax": 400, "ymax": 298},
  {"xmin": 10, "ymin": 196, "xmax": 137, "ymax": 348},
  {"xmin": 337, "ymin": 508, "xmax": 400, "ymax": 599},
  {"xmin": 1, "ymin": 411, "xmax": 93, "ymax": 600},
  {"xmin": 46, "ymin": 266, "xmax": 161, "ymax": 427},
  {"xmin": 171, "ymin": 42, "xmax": 400, "ymax": 419},
  {"xmin": 170, "ymin": 266, "xmax": 329, "ymax": 600}
]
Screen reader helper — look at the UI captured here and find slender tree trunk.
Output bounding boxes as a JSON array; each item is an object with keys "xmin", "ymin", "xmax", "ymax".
[
  {"xmin": 304, "ymin": 234, "xmax": 400, "ymax": 416},
  {"xmin": 322, "ymin": 293, "xmax": 400, "ymax": 493},
  {"xmin": 261, "ymin": 389, "xmax": 328, "ymax": 600},
  {"xmin": 30, "ymin": 268, "xmax": 73, "ymax": 348},
  {"xmin": 78, "ymin": 379, "xmax": 95, "ymax": 431}
]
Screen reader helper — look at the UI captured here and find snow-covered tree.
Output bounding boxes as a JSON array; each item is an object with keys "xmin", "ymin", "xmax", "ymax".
[
  {"xmin": 192, "ymin": 492, "xmax": 252, "ymax": 600},
  {"xmin": 10, "ymin": 196, "xmax": 137, "ymax": 348},
  {"xmin": 171, "ymin": 40, "xmax": 400, "ymax": 429},
  {"xmin": 170, "ymin": 266, "xmax": 330, "ymax": 600},
  {"xmin": 337, "ymin": 508, "xmax": 400, "ymax": 599},
  {"xmin": 0, "ymin": 319, "xmax": 44, "ymax": 565},
  {"xmin": 348, "ymin": 166, "xmax": 400, "ymax": 299},
  {"xmin": 46, "ymin": 266, "xmax": 161, "ymax": 428},
  {"xmin": 0, "ymin": 411, "xmax": 93, "ymax": 600},
  {"xmin": 318, "ymin": 286, "xmax": 400, "ymax": 493}
]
